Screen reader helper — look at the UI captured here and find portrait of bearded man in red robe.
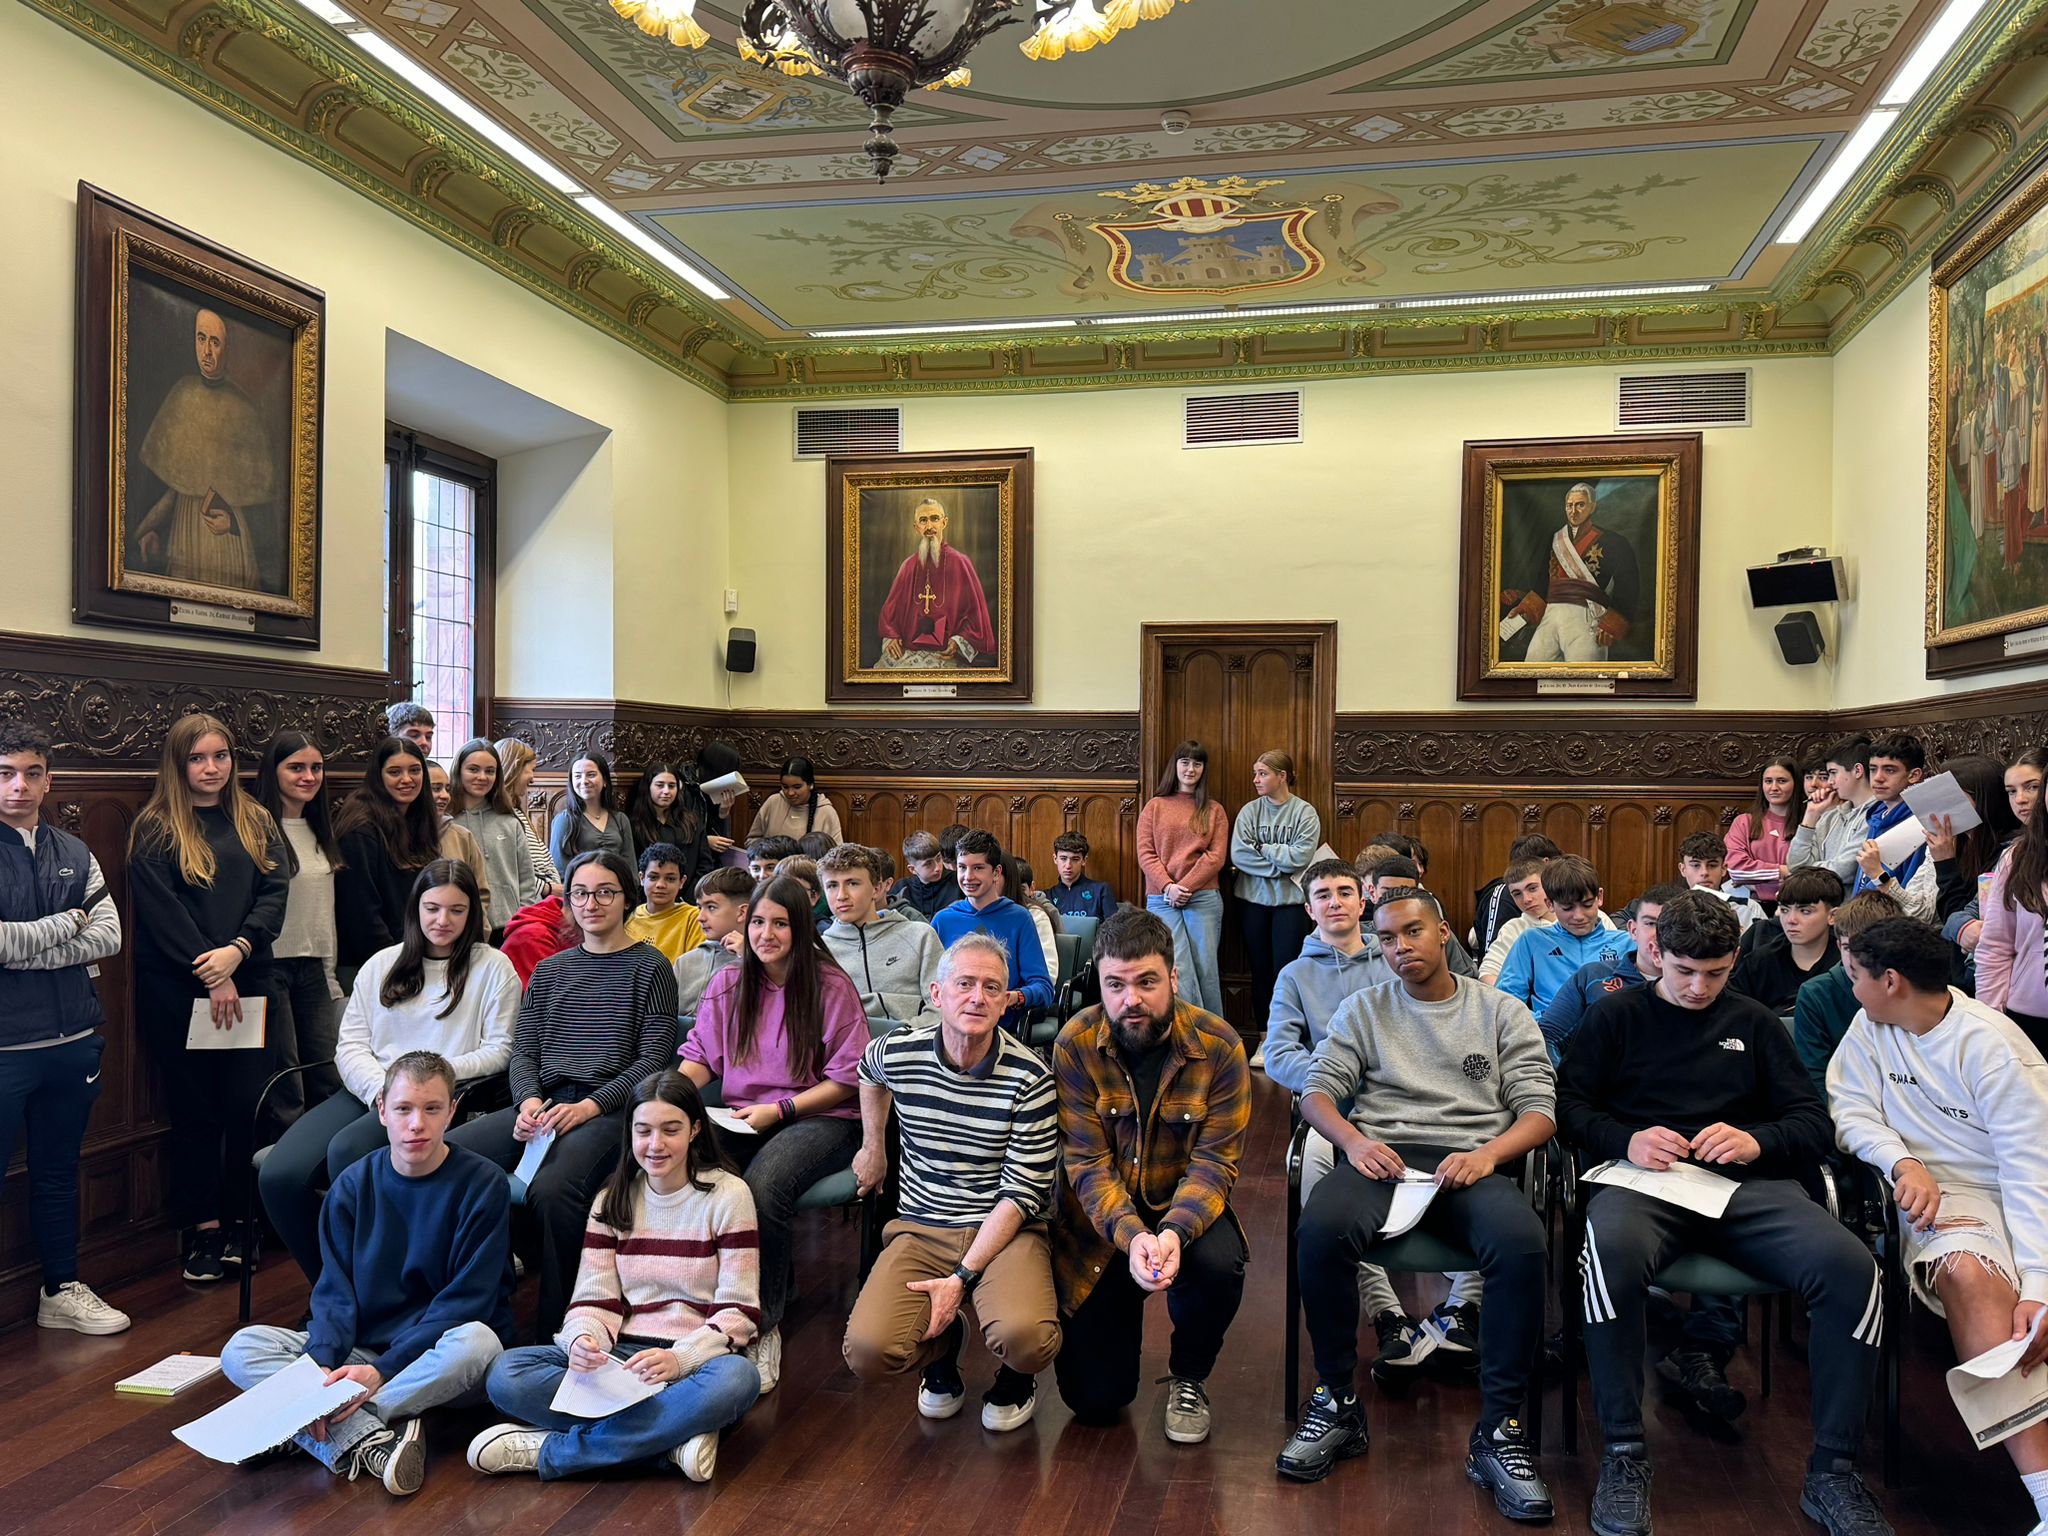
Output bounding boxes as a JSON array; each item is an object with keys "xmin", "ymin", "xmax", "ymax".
[{"xmin": 875, "ymin": 496, "xmax": 996, "ymax": 668}]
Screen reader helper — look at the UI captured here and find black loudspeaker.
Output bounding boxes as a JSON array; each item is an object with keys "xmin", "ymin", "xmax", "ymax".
[
  {"xmin": 1774, "ymin": 610, "xmax": 1825, "ymax": 666},
  {"xmin": 725, "ymin": 627, "xmax": 757, "ymax": 673},
  {"xmin": 1746, "ymin": 555, "xmax": 1845, "ymax": 607}
]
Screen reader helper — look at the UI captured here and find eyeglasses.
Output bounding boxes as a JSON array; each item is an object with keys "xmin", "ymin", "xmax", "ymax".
[{"xmin": 568, "ymin": 887, "xmax": 625, "ymax": 905}]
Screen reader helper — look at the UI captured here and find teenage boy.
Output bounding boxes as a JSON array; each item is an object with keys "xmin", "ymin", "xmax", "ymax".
[
  {"xmin": 1828, "ymin": 919, "xmax": 2048, "ymax": 1534},
  {"xmin": 221, "ymin": 1051, "xmax": 512, "ymax": 1497},
  {"xmin": 1279, "ymin": 890, "xmax": 1556, "ymax": 1522},
  {"xmin": 385, "ymin": 703, "xmax": 434, "ymax": 759},
  {"xmin": 747, "ymin": 835, "xmax": 799, "ymax": 884},
  {"xmin": 0, "ymin": 721, "xmax": 128, "ymax": 1335},
  {"xmin": 1473, "ymin": 836, "xmax": 1564, "ymax": 959},
  {"xmin": 897, "ymin": 831, "xmax": 963, "ymax": 919},
  {"xmin": 1496, "ymin": 856, "xmax": 1632, "ymax": 1018},
  {"xmin": 844, "ymin": 932, "xmax": 1061, "ymax": 1431},
  {"xmin": 624, "ymin": 842, "xmax": 706, "ymax": 963},
  {"xmin": 1853, "ymin": 735, "xmax": 1934, "ymax": 919},
  {"xmin": 932, "ymin": 830, "xmax": 1053, "ymax": 1032},
  {"xmin": 1792, "ymin": 890, "xmax": 1905, "ymax": 1102},
  {"xmin": 1480, "ymin": 855, "xmax": 1571, "ymax": 983},
  {"xmin": 1679, "ymin": 831, "xmax": 1760, "ymax": 935},
  {"xmin": 676, "ymin": 866, "xmax": 751, "ymax": 1023},
  {"xmin": 822, "ymin": 843, "xmax": 944, "ymax": 1024},
  {"xmin": 1540, "ymin": 884, "xmax": 1688, "ymax": 1062},
  {"xmin": 1048, "ymin": 831, "xmax": 1116, "ymax": 921},
  {"xmin": 1789, "ymin": 736, "xmax": 1876, "ymax": 884},
  {"xmin": 1558, "ymin": 893, "xmax": 1890, "ymax": 1536},
  {"xmin": 1052, "ymin": 908, "xmax": 1248, "ymax": 1444},
  {"xmin": 1729, "ymin": 867, "xmax": 1845, "ymax": 1014}
]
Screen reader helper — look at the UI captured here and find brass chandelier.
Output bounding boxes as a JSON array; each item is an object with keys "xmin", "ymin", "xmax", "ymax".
[{"xmin": 604, "ymin": 0, "xmax": 1192, "ymax": 181}]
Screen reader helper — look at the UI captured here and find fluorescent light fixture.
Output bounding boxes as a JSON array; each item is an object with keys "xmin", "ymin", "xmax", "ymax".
[
  {"xmin": 811, "ymin": 318, "xmax": 1080, "ymax": 337},
  {"xmin": 1387, "ymin": 282, "xmax": 1713, "ymax": 309},
  {"xmin": 1774, "ymin": 109, "xmax": 1899, "ymax": 244},
  {"xmin": 1880, "ymin": 0, "xmax": 1988, "ymax": 106},
  {"xmin": 573, "ymin": 196, "xmax": 730, "ymax": 300},
  {"xmin": 348, "ymin": 33, "xmax": 582, "ymax": 195},
  {"xmin": 289, "ymin": 0, "xmax": 355, "ymax": 24},
  {"xmin": 1083, "ymin": 300, "xmax": 1386, "ymax": 325}
]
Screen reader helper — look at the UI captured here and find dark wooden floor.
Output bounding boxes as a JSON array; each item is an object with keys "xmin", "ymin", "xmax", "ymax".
[{"xmin": 0, "ymin": 1077, "xmax": 2033, "ymax": 1535}]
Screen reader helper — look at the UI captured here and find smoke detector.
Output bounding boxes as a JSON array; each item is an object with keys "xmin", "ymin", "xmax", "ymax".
[{"xmin": 1160, "ymin": 109, "xmax": 1191, "ymax": 134}]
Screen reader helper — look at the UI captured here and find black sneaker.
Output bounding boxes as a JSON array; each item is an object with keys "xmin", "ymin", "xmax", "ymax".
[
  {"xmin": 1466, "ymin": 1418, "xmax": 1554, "ymax": 1522},
  {"xmin": 181, "ymin": 1228, "xmax": 226, "ymax": 1284},
  {"xmin": 1275, "ymin": 1385, "xmax": 1368, "ymax": 1482},
  {"xmin": 1369, "ymin": 1309, "xmax": 1436, "ymax": 1393},
  {"xmin": 1656, "ymin": 1346, "xmax": 1746, "ymax": 1423},
  {"xmin": 917, "ymin": 1319, "xmax": 966, "ymax": 1420},
  {"xmin": 1590, "ymin": 1441, "xmax": 1653, "ymax": 1536},
  {"xmin": 1799, "ymin": 1459, "xmax": 1895, "ymax": 1536},
  {"xmin": 221, "ymin": 1228, "xmax": 259, "ymax": 1269},
  {"xmin": 1428, "ymin": 1300, "xmax": 1480, "ymax": 1357},
  {"xmin": 980, "ymin": 1365, "xmax": 1037, "ymax": 1432}
]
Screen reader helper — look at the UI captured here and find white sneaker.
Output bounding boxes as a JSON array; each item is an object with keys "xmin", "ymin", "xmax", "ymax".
[
  {"xmin": 1248, "ymin": 1044, "xmax": 1266, "ymax": 1069},
  {"xmin": 669, "ymin": 1430, "xmax": 717, "ymax": 1482},
  {"xmin": 466, "ymin": 1423, "xmax": 546, "ymax": 1475},
  {"xmin": 36, "ymin": 1281, "xmax": 130, "ymax": 1335},
  {"xmin": 746, "ymin": 1327, "xmax": 781, "ymax": 1395}
]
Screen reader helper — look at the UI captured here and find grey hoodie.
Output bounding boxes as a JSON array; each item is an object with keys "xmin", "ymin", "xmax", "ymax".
[
  {"xmin": 824, "ymin": 907, "xmax": 946, "ymax": 1025},
  {"xmin": 1264, "ymin": 934, "xmax": 1394, "ymax": 1095},
  {"xmin": 675, "ymin": 940, "xmax": 736, "ymax": 1023}
]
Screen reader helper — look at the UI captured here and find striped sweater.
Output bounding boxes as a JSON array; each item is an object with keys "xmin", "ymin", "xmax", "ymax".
[
  {"xmin": 858, "ymin": 1023, "xmax": 1058, "ymax": 1227},
  {"xmin": 511, "ymin": 942, "xmax": 680, "ymax": 1114},
  {"xmin": 558, "ymin": 1170, "xmax": 760, "ymax": 1376}
]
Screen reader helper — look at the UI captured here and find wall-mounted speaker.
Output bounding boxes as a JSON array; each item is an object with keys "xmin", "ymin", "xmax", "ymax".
[
  {"xmin": 725, "ymin": 627, "xmax": 757, "ymax": 674},
  {"xmin": 1746, "ymin": 554, "xmax": 1845, "ymax": 607},
  {"xmin": 1774, "ymin": 610, "xmax": 1825, "ymax": 666}
]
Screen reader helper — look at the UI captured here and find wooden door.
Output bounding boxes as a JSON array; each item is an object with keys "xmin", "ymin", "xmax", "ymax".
[{"xmin": 1139, "ymin": 622, "xmax": 1337, "ymax": 1032}]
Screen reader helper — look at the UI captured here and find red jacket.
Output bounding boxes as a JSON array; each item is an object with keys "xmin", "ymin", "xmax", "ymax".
[{"xmin": 501, "ymin": 896, "xmax": 573, "ymax": 986}]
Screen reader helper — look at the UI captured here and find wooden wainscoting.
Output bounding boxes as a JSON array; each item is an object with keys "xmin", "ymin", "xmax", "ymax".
[{"xmin": 831, "ymin": 779, "xmax": 1144, "ymax": 902}]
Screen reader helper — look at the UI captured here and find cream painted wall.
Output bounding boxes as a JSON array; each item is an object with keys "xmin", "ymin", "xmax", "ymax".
[
  {"xmin": 498, "ymin": 436, "xmax": 615, "ymax": 699},
  {"xmin": 1829, "ymin": 269, "xmax": 2048, "ymax": 706},
  {"xmin": 0, "ymin": 7, "xmax": 727, "ymax": 704},
  {"xmin": 726, "ymin": 361, "xmax": 1838, "ymax": 713}
]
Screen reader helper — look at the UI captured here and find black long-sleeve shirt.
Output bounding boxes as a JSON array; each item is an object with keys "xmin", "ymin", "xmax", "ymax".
[
  {"xmin": 335, "ymin": 826, "xmax": 419, "ymax": 967},
  {"xmin": 1556, "ymin": 981, "xmax": 1833, "ymax": 1182},
  {"xmin": 129, "ymin": 805, "xmax": 288, "ymax": 978}
]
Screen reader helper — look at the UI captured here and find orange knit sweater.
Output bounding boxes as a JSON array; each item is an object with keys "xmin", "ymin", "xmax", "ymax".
[{"xmin": 1136, "ymin": 794, "xmax": 1230, "ymax": 897}]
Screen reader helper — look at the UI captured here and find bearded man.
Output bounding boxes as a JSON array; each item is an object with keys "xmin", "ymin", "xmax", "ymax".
[
  {"xmin": 876, "ymin": 497, "xmax": 995, "ymax": 668},
  {"xmin": 1500, "ymin": 480, "xmax": 1641, "ymax": 664},
  {"xmin": 1049, "ymin": 907, "xmax": 1249, "ymax": 1446}
]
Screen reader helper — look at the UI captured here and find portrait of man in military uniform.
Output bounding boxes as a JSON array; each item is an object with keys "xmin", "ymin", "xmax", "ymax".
[{"xmin": 1498, "ymin": 480, "xmax": 1645, "ymax": 664}]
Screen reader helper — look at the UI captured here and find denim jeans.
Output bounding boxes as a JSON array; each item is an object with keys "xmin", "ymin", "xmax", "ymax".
[
  {"xmin": 1147, "ymin": 890, "xmax": 1224, "ymax": 1015},
  {"xmin": 221, "ymin": 1321, "xmax": 502, "ymax": 1470},
  {"xmin": 268, "ymin": 955, "xmax": 342, "ymax": 1120},
  {"xmin": 484, "ymin": 1345, "xmax": 759, "ymax": 1479}
]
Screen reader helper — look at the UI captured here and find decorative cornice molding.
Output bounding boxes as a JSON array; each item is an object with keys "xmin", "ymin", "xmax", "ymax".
[
  {"xmin": 1332, "ymin": 712, "xmax": 1833, "ymax": 785},
  {"xmin": 0, "ymin": 630, "xmax": 390, "ymax": 767}
]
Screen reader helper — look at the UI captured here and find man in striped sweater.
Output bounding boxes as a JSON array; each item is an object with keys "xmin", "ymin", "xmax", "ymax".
[{"xmin": 844, "ymin": 931, "xmax": 1062, "ymax": 1431}]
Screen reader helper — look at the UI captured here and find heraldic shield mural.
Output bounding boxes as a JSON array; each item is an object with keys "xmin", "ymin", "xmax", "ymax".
[{"xmin": 1091, "ymin": 178, "xmax": 1324, "ymax": 299}]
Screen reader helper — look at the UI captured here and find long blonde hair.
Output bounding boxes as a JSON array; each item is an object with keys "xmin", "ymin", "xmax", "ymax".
[
  {"xmin": 494, "ymin": 737, "xmax": 538, "ymax": 805},
  {"xmin": 131, "ymin": 713, "xmax": 279, "ymax": 886}
]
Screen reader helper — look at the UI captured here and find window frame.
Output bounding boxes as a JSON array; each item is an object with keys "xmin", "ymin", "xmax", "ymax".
[{"xmin": 384, "ymin": 424, "xmax": 497, "ymax": 755}]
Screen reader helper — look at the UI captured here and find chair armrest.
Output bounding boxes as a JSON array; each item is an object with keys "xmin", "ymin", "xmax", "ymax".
[
  {"xmin": 1285, "ymin": 1119, "xmax": 1310, "ymax": 1201},
  {"xmin": 1816, "ymin": 1159, "xmax": 1840, "ymax": 1222}
]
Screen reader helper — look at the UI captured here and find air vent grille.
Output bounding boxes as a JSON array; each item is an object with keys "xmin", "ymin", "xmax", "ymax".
[
  {"xmin": 793, "ymin": 406, "xmax": 902, "ymax": 459},
  {"xmin": 1616, "ymin": 369, "xmax": 1751, "ymax": 429},
  {"xmin": 1183, "ymin": 390, "xmax": 1302, "ymax": 449}
]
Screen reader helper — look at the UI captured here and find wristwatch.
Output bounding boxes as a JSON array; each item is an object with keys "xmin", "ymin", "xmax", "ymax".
[{"xmin": 950, "ymin": 1263, "xmax": 982, "ymax": 1291}]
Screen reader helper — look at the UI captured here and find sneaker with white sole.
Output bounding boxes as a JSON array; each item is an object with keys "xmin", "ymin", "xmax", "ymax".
[
  {"xmin": 980, "ymin": 1366, "xmax": 1037, "ymax": 1432},
  {"xmin": 668, "ymin": 1430, "xmax": 717, "ymax": 1482},
  {"xmin": 1426, "ymin": 1299, "xmax": 1480, "ymax": 1357},
  {"xmin": 747, "ymin": 1327, "xmax": 781, "ymax": 1395},
  {"xmin": 466, "ymin": 1422, "xmax": 547, "ymax": 1476},
  {"xmin": 1160, "ymin": 1375, "xmax": 1211, "ymax": 1444},
  {"xmin": 349, "ymin": 1419, "xmax": 425, "ymax": 1496},
  {"xmin": 917, "ymin": 1319, "xmax": 966, "ymax": 1420},
  {"xmin": 36, "ymin": 1281, "xmax": 130, "ymax": 1335}
]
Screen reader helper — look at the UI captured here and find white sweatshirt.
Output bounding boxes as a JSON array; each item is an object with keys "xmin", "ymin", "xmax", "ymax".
[
  {"xmin": 333, "ymin": 942, "xmax": 522, "ymax": 1107},
  {"xmin": 1827, "ymin": 989, "xmax": 2048, "ymax": 1303}
]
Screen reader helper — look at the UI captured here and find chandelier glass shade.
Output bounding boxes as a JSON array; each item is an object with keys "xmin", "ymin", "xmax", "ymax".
[{"xmin": 608, "ymin": 0, "xmax": 710, "ymax": 48}]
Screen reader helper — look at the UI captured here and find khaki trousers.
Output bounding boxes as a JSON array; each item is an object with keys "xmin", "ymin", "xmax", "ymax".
[{"xmin": 843, "ymin": 1219, "xmax": 1061, "ymax": 1381}]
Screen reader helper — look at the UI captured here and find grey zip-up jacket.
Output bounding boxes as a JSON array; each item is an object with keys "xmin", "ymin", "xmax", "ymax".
[{"xmin": 824, "ymin": 907, "xmax": 946, "ymax": 1025}]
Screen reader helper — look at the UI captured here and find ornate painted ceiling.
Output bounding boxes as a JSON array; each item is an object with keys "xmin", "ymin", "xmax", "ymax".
[{"xmin": 25, "ymin": 0, "xmax": 2048, "ymax": 394}]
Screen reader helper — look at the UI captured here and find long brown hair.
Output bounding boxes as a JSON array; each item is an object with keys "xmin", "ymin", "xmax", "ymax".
[
  {"xmin": 2002, "ymin": 747, "xmax": 2048, "ymax": 917},
  {"xmin": 732, "ymin": 874, "xmax": 845, "ymax": 1083},
  {"xmin": 333, "ymin": 737, "xmax": 441, "ymax": 871},
  {"xmin": 380, "ymin": 861, "xmax": 489, "ymax": 1019},
  {"xmin": 1941, "ymin": 753, "xmax": 2021, "ymax": 889},
  {"xmin": 1744, "ymin": 755, "xmax": 1805, "ymax": 841},
  {"xmin": 448, "ymin": 738, "xmax": 516, "ymax": 817},
  {"xmin": 1153, "ymin": 739, "xmax": 1212, "ymax": 832},
  {"xmin": 595, "ymin": 1071, "xmax": 736, "ymax": 1232},
  {"xmin": 131, "ymin": 713, "xmax": 279, "ymax": 885}
]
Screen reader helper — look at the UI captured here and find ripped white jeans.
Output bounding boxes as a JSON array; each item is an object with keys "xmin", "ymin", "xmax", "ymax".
[{"xmin": 1902, "ymin": 1184, "xmax": 2020, "ymax": 1315}]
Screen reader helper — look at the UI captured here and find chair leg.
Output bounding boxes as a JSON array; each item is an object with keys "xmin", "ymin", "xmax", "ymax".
[
  {"xmin": 1759, "ymin": 1295, "xmax": 1773, "ymax": 1398},
  {"xmin": 1881, "ymin": 1237, "xmax": 1905, "ymax": 1489},
  {"xmin": 1283, "ymin": 1212, "xmax": 1301, "ymax": 1416}
]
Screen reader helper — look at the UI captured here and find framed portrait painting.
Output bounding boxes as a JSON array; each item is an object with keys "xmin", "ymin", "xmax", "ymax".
[
  {"xmin": 1456, "ymin": 433, "xmax": 1701, "ymax": 700},
  {"xmin": 73, "ymin": 183, "xmax": 325, "ymax": 647},
  {"xmin": 826, "ymin": 448, "xmax": 1033, "ymax": 703},
  {"xmin": 1927, "ymin": 149, "xmax": 2048, "ymax": 678}
]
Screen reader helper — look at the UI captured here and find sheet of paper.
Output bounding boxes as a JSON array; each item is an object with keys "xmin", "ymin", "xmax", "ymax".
[
  {"xmin": 174, "ymin": 1354, "xmax": 366, "ymax": 1463},
  {"xmin": 1873, "ymin": 816, "xmax": 1927, "ymax": 868},
  {"xmin": 1902, "ymin": 771, "xmax": 1984, "ymax": 839},
  {"xmin": 508, "ymin": 1130, "xmax": 556, "ymax": 1201},
  {"xmin": 1380, "ymin": 1170, "xmax": 1441, "ymax": 1239},
  {"xmin": 1584, "ymin": 1158, "xmax": 1740, "ymax": 1219},
  {"xmin": 1947, "ymin": 1309, "xmax": 2048, "ymax": 1448},
  {"xmin": 116, "ymin": 1354, "xmax": 222, "ymax": 1396},
  {"xmin": 1499, "ymin": 613, "xmax": 1529, "ymax": 643},
  {"xmin": 549, "ymin": 1352, "xmax": 665, "ymax": 1419},
  {"xmin": 698, "ymin": 771, "xmax": 748, "ymax": 798},
  {"xmin": 1310, "ymin": 843, "xmax": 1339, "ymax": 866},
  {"xmin": 185, "ymin": 995, "xmax": 267, "ymax": 1050},
  {"xmin": 1723, "ymin": 867, "xmax": 1777, "ymax": 885},
  {"xmin": 706, "ymin": 1106, "xmax": 758, "ymax": 1137}
]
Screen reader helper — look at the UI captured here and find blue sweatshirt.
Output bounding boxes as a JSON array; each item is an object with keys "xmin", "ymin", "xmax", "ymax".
[
  {"xmin": 1048, "ymin": 877, "xmax": 1115, "ymax": 921},
  {"xmin": 932, "ymin": 895, "xmax": 1054, "ymax": 1025},
  {"xmin": 1497, "ymin": 922, "xmax": 1634, "ymax": 1019},
  {"xmin": 1539, "ymin": 950, "xmax": 1642, "ymax": 1062},
  {"xmin": 305, "ymin": 1145, "xmax": 513, "ymax": 1382},
  {"xmin": 1264, "ymin": 935, "xmax": 1393, "ymax": 1095},
  {"xmin": 1854, "ymin": 798, "xmax": 1927, "ymax": 894}
]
